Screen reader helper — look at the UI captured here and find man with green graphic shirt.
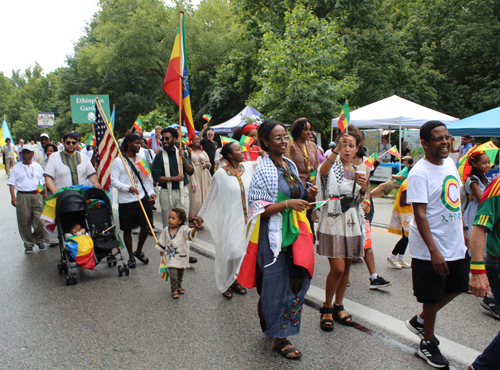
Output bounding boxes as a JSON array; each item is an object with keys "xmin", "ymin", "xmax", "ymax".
[{"xmin": 405, "ymin": 121, "xmax": 469, "ymax": 369}]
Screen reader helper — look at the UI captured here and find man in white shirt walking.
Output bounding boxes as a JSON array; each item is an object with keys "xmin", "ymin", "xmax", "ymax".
[
  {"xmin": 405, "ymin": 120, "xmax": 470, "ymax": 368},
  {"xmin": 3, "ymin": 138, "xmax": 17, "ymax": 176},
  {"xmin": 8, "ymin": 144, "xmax": 46, "ymax": 253},
  {"xmin": 111, "ymin": 134, "xmax": 156, "ymax": 268}
]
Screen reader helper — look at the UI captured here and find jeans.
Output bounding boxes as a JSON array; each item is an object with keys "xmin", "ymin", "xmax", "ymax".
[{"xmin": 472, "ymin": 256, "xmax": 500, "ymax": 370}]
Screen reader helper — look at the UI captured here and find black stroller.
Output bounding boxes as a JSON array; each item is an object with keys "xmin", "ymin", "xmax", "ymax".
[{"xmin": 56, "ymin": 188, "xmax": 129, "ymax": 285}]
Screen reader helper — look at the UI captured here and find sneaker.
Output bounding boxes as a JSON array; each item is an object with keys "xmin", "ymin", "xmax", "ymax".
[
  {"xmin": 37, "ymin": 243, "xmax": 47, "ymax": 251},
  {"xmin": 406, "ymin": 314, "xmax": 425, "ymax": 338},
  {"xmin": 386, "ymin": 257, "xmax": 402, "ymax": 269},
  {"xmin": 418, "ymin": 338, "xmax": 449, "ymax": 368},
  {"xmin": 481, "ymin": 295, "xmax": 500, "ymax": 320},
  {"xmin": 398, "ymin": 260, "xmax": 411, "ymax": 268},
  {"xmin": 369, "ymin": 275, "xmax": 391, "ymax": 289},
  {"xmin": 24, "ymin": 247, "xmax": 33, "ymax": 254}
]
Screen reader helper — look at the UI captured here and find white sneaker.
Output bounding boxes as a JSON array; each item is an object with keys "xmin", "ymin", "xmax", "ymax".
[
  {"xmin": 398, "ymin": 260, "xmax": 411, "ymax": 268},
  {"xmin": 386, "ymin": 257, "xmax": 402, "ymax": 269}
]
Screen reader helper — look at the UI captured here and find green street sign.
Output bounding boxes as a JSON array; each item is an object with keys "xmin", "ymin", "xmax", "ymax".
[{"xmin": 70, "ymin": 95, "xmax": 111, "ymax": 124}]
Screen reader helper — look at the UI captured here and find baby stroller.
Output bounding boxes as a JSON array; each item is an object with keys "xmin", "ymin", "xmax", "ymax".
[{"xmin": 56, "ymin": 188, "xmax": 129, "ymax": 285}]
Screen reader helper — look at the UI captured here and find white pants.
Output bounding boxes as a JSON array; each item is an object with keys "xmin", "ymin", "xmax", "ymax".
[{"xmin": 159, "ymin": 187, "xmax": 190, "ymax": 229}]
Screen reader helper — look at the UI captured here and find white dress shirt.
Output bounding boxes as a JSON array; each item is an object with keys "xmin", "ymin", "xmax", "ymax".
[{"xmin": 111, "ymin": 153, "xmax": 155, "ymax": 204}]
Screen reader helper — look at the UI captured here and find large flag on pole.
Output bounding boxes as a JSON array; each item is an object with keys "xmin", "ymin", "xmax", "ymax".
[
  {"xmin": 1, "ymin": 117, "xmax": 13, "ymax": 147},
  {"xmin": 95, "ymin": 103, "xmax": 119, "ymax": 190},
  {"xmin": 163, "ymin": 12, "xmax": 196, "ymax": 140}
]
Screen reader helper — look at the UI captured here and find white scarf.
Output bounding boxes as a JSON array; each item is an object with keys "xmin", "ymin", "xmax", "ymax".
[{"xmin": 162, "ymin": 147, "xmax": 184, "ymax": 205}]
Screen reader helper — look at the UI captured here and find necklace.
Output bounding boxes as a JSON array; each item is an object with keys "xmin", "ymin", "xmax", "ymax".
[{"xmin": 271, "ymin": 158, "xmax": 301, "ymax": 198}]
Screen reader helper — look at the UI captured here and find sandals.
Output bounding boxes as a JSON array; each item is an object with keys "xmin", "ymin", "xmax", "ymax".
[
  {"xmin": 172, "ymin": 290, "xmax": 179, "ymax": 299},
  {"xmin": 178, "ymin": 287, "xmax": 185, "ymax": 295},
  {"xmin": 133, "ymin": 251, "xmax": 149, "ymax": 265},
  {"xmin": 222, "ymin": 289, "xmax": 233, "ymax": 299},
  {"xmin": 274, "ymin": 340, "xmax": 302, "ymax": 359},
  {"xmin": 332, "ymin": 304, "xmax": 354, "ymax": 326},
  {"xmin": 319, "ymin": 305, "xmax": 334, "ymax": 332},
  {"xmin": 230, "ymin": 281, "xmax": 247, "ymax": 295}
]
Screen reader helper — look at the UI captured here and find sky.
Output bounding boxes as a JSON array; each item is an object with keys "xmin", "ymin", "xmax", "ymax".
[{"xmin": 0, "ymin": 0, "xmax": 198, "ymax": 77}]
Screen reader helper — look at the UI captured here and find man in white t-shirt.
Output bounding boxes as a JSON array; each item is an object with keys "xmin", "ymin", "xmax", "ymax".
[
  {"xmin": 44, "ymin": 132, "xmax": 102, "ymax": 192},
  {"xmin": 405, "ymin": 120, "xmax": 469, "ymax": 368},
  {"xmin": 111, "ymin": 134, "xmax": 155, "ymax": 268}
]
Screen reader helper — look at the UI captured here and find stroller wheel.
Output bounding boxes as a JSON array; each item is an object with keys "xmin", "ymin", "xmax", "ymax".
[
  {"xmin": 118, "ymin": 265, "xmax": 123, "ymax": 277},
  {"xmin": 124, "ymin": 265, "xmax": 130, "ymax": 276},
  {"xmin": 63, "ymin": 264, "xmax": 68, "ymax": 273},
  {"xmin": 107, "ymin": 256, "xmax": 112, "ymax": 267},
  {"xmin": 66, "ymin": 275, "xmax": 71, "ymax": 286},
  {"xmin": 57, "ymin": 264, "xmax": 63, "ymax": 275},
  {"xmin": 72, "ymin": 273, "xmax": 77, "ymax": 285}
]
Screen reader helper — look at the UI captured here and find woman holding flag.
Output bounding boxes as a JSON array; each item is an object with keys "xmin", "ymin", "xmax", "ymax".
[
  {"xmin": 239, "ymin": 120, "xmax": 317, "ymax": 359},
  {"xmin": 316, "ymin": 130, "xmax": 367, "ymax": 330}
]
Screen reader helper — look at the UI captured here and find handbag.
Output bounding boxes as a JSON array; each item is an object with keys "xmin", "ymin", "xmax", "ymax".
[{"xmin": 339, "ymin": 178, "xmax": 357, "ymax": 213}]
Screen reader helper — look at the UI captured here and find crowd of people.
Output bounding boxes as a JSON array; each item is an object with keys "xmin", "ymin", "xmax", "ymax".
[{"xmin": 4, "ymin": 120, "xmax": 500, "ymax": 369}]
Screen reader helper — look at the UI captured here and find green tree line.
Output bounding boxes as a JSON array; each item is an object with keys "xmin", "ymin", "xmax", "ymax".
[{"xmin": 1, "ymin": 0, "xmax": 499, "ymax": 142}]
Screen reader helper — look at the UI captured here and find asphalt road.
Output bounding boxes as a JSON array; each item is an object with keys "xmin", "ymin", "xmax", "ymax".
[{"xmin": 0, "ymin": 176, "xmax": 498, "ymax": 370}]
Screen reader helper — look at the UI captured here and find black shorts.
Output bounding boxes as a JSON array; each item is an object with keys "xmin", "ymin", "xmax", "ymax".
[
  {"xmin": 412, "ymin": 256, "xmax": 470, "ymax": 304},
  {"xmin": 118, "ymin": 197, "xmax": 153, "ymax": 231}
]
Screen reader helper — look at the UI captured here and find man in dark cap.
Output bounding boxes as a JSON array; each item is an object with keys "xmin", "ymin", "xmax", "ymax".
[{"xmin": 111, "ymin": 134, "xmax": 156, "ymax": 268}]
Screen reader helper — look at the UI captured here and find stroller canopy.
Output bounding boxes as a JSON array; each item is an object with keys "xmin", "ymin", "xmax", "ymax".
[{"xmin": 56, "ymin": 190, "xmax": 87, "ymax": 215}]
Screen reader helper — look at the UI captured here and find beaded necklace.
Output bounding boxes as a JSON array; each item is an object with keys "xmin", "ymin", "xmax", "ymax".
[{"xmin": 271, "ymin": 158, "xmax": 301, "ymax": 198}]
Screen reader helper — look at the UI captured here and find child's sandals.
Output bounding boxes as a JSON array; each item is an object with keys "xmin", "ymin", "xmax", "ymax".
[
  {"xmin": 172, "ymin": 290, "xmax": 179, "ymax": 299},
  {"xmin": 178, "ymin": 287, "xmax": 185, "ymax": 294}
]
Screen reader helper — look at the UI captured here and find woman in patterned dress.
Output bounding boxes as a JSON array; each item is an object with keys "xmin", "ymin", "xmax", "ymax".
[{"xmin": 187, "ymin": 136, "xmax": 212, "ymax": 221}]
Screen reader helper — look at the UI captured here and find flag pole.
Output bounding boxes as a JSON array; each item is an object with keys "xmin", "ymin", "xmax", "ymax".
[
  {"xmin": 178, "ymin": 11, "xmax": 184, "ymax": 173},
  {"xmin": 95, "ymin": 97, "xmax": 159, "ymax": 245}
]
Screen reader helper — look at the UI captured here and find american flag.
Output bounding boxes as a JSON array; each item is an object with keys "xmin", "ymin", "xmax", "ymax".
[{"xmin": 95, "ymin": 103, "xmax": 118, "ymax": 190}]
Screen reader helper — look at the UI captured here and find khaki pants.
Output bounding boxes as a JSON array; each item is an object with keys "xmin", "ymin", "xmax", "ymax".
[
  {"xmin": 5, "ymin": 157, "xmax": 15, "ymax": 176},
  {"xmin": 16, "ymin": 192, "xmax": 45, "ymax": 248},
  {"xmin": 159, "ymin": 187, "xmax": 190, "ymax": 229}
]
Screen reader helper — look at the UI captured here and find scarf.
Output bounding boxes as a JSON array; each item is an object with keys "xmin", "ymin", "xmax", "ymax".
[
  {"xmin": 60, "ymin": 151, "xmax": 81, "ymax": 185},
  {"xmin": 162, "ymin": 147, "xmax": 184, "ymax": 205}
]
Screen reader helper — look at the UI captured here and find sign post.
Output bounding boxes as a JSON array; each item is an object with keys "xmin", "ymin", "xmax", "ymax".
[{"xmin": 70, "ymin": 95, "xmax": 111, "ymax": 124}]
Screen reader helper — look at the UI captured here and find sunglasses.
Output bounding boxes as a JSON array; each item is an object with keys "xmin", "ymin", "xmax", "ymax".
[
  {"xmin": 161, "ymin": 137, "xmax": 170, "ymax": 142},
  {"xmin": 65, "ymin": 141, "xmax": 77, "ymax": 145}
]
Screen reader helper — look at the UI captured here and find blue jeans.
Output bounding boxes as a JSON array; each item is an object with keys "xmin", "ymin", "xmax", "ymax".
[{"xmin": 472, "ymin": 256, "xmax": 500, "ymax": 370}]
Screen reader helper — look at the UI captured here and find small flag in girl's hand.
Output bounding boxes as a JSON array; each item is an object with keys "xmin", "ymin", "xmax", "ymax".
[
  {"xmin": 363, "ymin": 152, "xmax": 379, "ymax": 167},
  {"xmin": 239, "ymin": 135, "xmax": 254, "ymax": 151},
  {"xmin": 309, "ymin": 170, "xmax": 317, "ymax": 182},
  {"xmin": 337, "ymin": 100, "xmax": 350, "ymax": 133},
  {"xmin": 221, "ymin": 136, "xmax": 239, "ymax": 146},
  {"xmin": 202, "ymin": 114, "xmax": 212, "ymax": 122},
  {"xmin": 136, "ymin": 157, "xmax": 151, "ymax": 176},
  {"xmin": 88, "ymin": 133, "xmax": 96, "ymax": 147},
  {"xmin": 387, "ymin": 146, "xmax": 401, "ymax": 158},
  {"xmin": 36, "ymin": 181, "xmax": 44, "ymax": 194},
  {"xmin": 181, "ymin": 137, "xmax": 192, "ymax": 145},
  {"xmin": 313, "ymin": 197, "xmax": 339, "ymax": 211},
  {"xmin": 132, "ymin": 118, "xmax": 142, "ymax": 132}
]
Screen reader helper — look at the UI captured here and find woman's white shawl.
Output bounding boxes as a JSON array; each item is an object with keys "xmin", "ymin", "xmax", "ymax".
[{"xmin": 198, "ymin": 161, "xmax": 257, "ymax": 292}]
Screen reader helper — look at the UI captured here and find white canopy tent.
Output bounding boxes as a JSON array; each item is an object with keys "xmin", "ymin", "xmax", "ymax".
[
  {"xmin": 211, "ymin": 106, "xmax": 263, "ymax": 134},
  {"xmin": 333, "ymin": 95, "xmax": 459, "ymax": 167}
]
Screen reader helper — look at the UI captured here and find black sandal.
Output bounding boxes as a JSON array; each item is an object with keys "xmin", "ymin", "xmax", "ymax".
[
  {"xmin": 230, "ymin": 281, "xmax": 247, "ymax": 295},
  {"xmin": 332, "ymin": 304, "xmax": 354, "ymax": 326},
  {"xmin": 222, "ymin": 289, "xmax": 233, "ymax": 299},
  {"xmin": 274, "ymin": 340, "xmax": 302, "ymax": 359},
  {"xmin": 319, "ymin": 305, "xmax": 334, "ymax": 332},
  {"xmin": 133, "ymin": 251, "xmax": 149, "ymax": 265}
]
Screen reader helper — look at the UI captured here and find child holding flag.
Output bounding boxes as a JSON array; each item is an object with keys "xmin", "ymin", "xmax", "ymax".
[{"xmin": 8, "ymin": 144, "xmax": 47, "ymax": 253}]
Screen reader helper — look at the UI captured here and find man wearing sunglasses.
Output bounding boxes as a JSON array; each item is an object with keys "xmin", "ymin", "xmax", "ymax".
[
  {"xmin": 44, "ymin": 132, "xmax": 103, "ymax": 193},
  {"xmin": 152, "ymin": 127, "xmax": 193, "ymax": 229},
  {"xmin": 405, "ymin": 121, "xmax": 469, "ymax": 368}
]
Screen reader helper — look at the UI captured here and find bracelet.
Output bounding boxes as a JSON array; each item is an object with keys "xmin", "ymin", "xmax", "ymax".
[
  {"xmin": 286, "ymin": 200, "xmax": 288, "ymax": 209},
  {"xmin": 167, "ymin": 177, "xmax": 170, "ymax": 183},
  {"xmin": 326, "ymin": 157, "xmax": 335, "ymax": 165},
  {"xmin": 363, "ymin": 199, "xmax": 371, "ymax": 206},
  {"xmin": 333, "ymin": 150, "xmax": 340, "ymax": 155},
  {"xmin": 463, "ymin": 226, "xmax": 469, "ymax": 231},
  {"xmin": 470, "ymin": 260, "xmax": 486, "ymax": 274}
]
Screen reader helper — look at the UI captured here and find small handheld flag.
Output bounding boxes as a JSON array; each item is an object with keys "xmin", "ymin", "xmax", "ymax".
[
  {"xmin": 239, "ymin": 135, "xmax": 254, "ymax": 151},
  {"xmin": 221, "ymin": 136, "xmax": 239, "ymax": 146},
  {"xmin": 309, "ymin": 170, "xmax": 317, "ymax": 182},
  {"xmin": 386, "ymin": 146, "xmax": 401, "ymax": 159},
  {"xmin": 337, "ymin": 101, "xmax": 350, "ymax": 133},
  {"xmin": 311, "ymin": 197, "xmax": 339, "ymax": 211},
  {"xmin": 363, "ymin": 152, "xmax": 379, "ymax": 168},
  {"xmin": 202, "ymin": 114, "xmax": 212, "ymax": 122},
  {"xmin": 132, "ymin": 118, "xmax": 142, "ymax": 132},
  {"xmin": 181, "ymin": 137, "xmax": 192, "ymax": 145},
  {"xmin": 36, "ymin": 181, "xmax": 44, "ymax": 194},
  {"xmin": 88, "ymin": 133, "xmax": 96, "ymax": 147},
  {"xmin": 78, "ymin": 143, "xmax": 86, "ymax": 150},
  {"xmin": 136, "ymin": 158, "xmax": 151, "ymax": 176},
  {"xmin": 159, "ymin": 256, "xmax": 169, "ymax": 281}
]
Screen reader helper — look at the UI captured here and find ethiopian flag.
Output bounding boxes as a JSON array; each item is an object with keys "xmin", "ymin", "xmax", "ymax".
[
  {"xmin": 181, "ymin": 137, "xmax": 192, "ymax": 145},
  {"xmin": 202, "ymin": 114, "xmax": 212, "ymax": 122},
  {"xmin": 236, "ymin": 214, "xmax": 261, "ymax": 288},
  {"xmin": 337, "ymin": 100, "xmax": 350, "ymax": 133},
  {"xmin": 88, "ymin": 133, "xmax": 96, "ymax": 147},
  {"xmin": 221, "ymin": 136, "xmax": 239, "ymax": 146},
  {"xmin": 387, "ymin": 145, "xmax": 401, "ymax": 158},
  {"xmin": 163, "ymin": 12, "xmax": 196, "ymax": 141},
  {"xmin": 36, "ymin": 181, "xmax": 44, "ymax": 194},
  {"xmin": 136, "ymin": 157, "xmax": 151, "ymax": 176},
  {"xmin": 64, "ymin": 235, "xmax": 95, "ymax": 270},
  {"xmin": 132, "ymin": 119, "xmax": 142, "ymax": 132},
  {"xmin": 239, "ymin": 135, "xmax": 254, "ymax": 151},
  {"xmin": 363, "ymin": 152, "xmax": 379, "ymax": 167},
  {"xmin": 159, "ymin": 256, "xmax": 169, "ymax": 281}
]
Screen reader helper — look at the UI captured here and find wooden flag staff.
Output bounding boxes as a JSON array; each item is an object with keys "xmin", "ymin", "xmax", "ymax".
[
  {"xmin": 95, "ymin": 97, "xmax": 159, "ymax": 245},
  {"xmin": 177, "ymin": 11, "xmax": 184, "ymax": 173}
]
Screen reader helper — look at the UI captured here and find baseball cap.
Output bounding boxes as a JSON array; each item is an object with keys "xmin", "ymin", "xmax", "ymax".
[
  {"xmin": 22, "ymin": 144, "xmax": 35, "ymax": 152},
  {"xmin": 329, "ymin": 142, "xmax": 336, "ymax": 148},
  {"xmin": 40, "ymin": 133, "xmax": 50, "ymax": 139},
  {"xmin": 462, "ymin": 134, "xmax": 472, "ymax": 139}
]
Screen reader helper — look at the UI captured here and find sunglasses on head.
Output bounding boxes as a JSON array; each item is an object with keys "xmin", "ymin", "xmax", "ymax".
[{"xmin": 65, "ymin": 141, "xmax": 77, "ymax": 145}]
